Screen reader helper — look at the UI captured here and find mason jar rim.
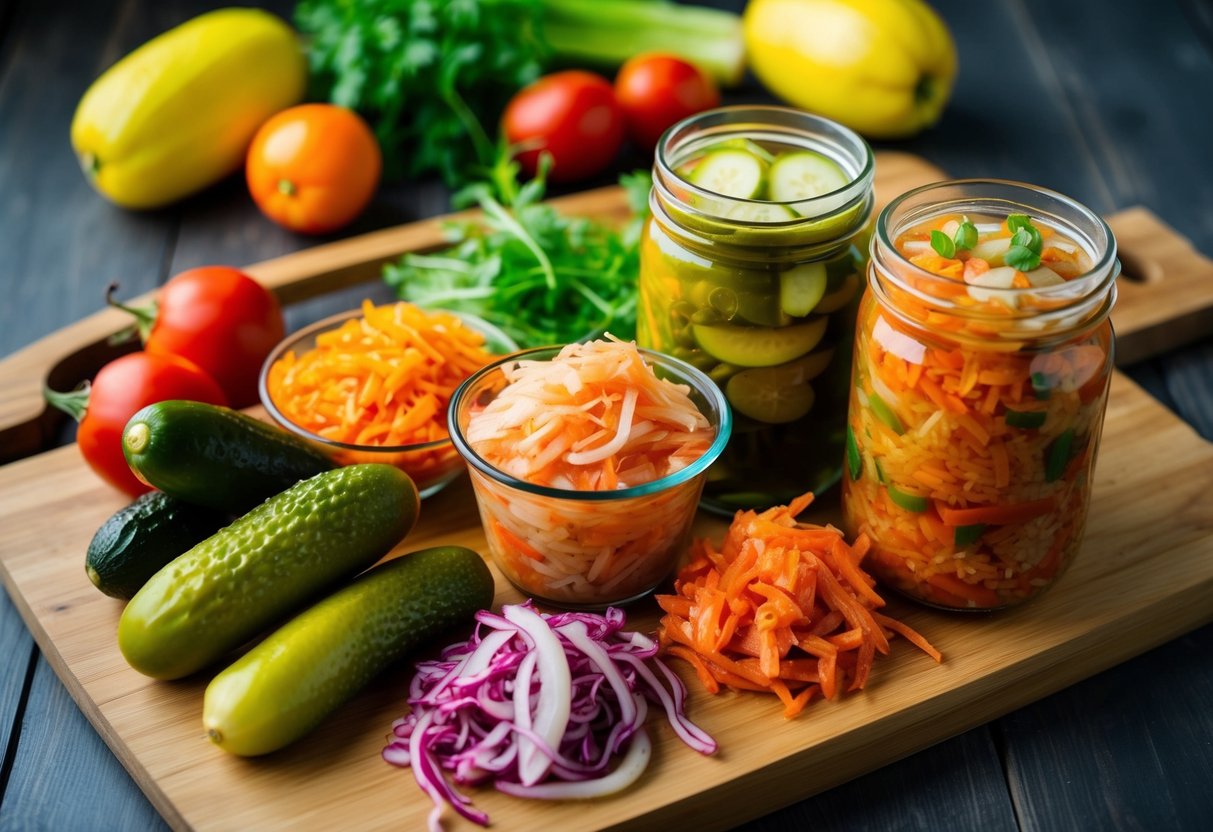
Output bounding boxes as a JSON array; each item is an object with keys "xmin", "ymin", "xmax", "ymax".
[
  {"xmin": 874, "ymin": 179, "xmax": 1118, "ymax": 305},
  {"xmin": 870, "ymin": 179, "xmax": 1119, "ymax": 338},
  {"xmin": 653, "ymin": 105, "xmax": 875, "ymax": 224}
]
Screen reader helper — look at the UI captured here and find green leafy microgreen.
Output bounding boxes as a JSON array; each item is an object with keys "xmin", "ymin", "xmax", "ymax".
[
  {"xmin": 954, "ymin": 220, "xmax": 978, "ymax": 251},
  {"xmin": 384, "ymin": 142, "xmax": 650, "ymax": 348},
  {"xmin": 1005, "ymin": 246, "xmax": 1042, "ymax": 271},
  {"xmin": 930, "ymin": 229, "xmax": 956, "ymax": 258},
  {"xmin": 1006, "ymin": 214, "xmax": 1033, "ymax": 233},
  {"xmin": 1005, "ymin": 215, "xmax": 1044, "ymax": 271}
]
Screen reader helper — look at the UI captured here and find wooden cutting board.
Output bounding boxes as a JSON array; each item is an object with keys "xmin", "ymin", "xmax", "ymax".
[{"xmin": 2, "ymin": 152, "xmax": 1213, "ymax": 832}]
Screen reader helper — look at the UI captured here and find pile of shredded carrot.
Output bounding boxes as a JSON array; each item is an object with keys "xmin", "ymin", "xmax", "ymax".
[
  {"xmin": 266, "ymin": 300, "xmax": 498, "ymax": 449},
  {"xmin": 656, "ymin": 493, "xmax": 941, "ymax": 719}
]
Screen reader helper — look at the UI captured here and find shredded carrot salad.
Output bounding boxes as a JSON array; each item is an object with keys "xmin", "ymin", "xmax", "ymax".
[
  {"xmin": 656, "ymin": 493, "xmax": 941, "ymax": 719},
  {"xmin": 842, "ymin": 212, "xmax": 1113, "ymax": 609},
  {"xmin": 266, "ymin": 300, "xmax": 499, "ymax": 484},
  {"xmin": 465, "ymin": 339, "xmax": 716, "ymax": 605},
  {"xmin": 466, "ymin": 339, "xmax": 713, "ymax": 490}
]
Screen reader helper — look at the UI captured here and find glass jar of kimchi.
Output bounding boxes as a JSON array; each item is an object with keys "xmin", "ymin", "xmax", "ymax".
[
  {"xmin": 842, "ymin": 180, "xmax": 1118, "ymax": 610},
  {"xmin": 638, "ymin": 106, "xmax": 874, "ymax": 514}
]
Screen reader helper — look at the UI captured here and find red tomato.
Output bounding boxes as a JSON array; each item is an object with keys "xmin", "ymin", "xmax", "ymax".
[
  {"xmin": 72, "ymin": 353, "xmax": 227, "ymax": 496},
  {"xmin": 246, "ymin": 104, "xmax": 382, "ymax": 235},
  {"xmin": 614, "ymin": 54, "xmax": 720, "ymax": 151},
  {"xmin": 143, "ymin": 266, "xmax": 285, "ymax": 408},
  {"xmin": 502, "ymin": 71, "xmax": 625, "ymax": 183}
]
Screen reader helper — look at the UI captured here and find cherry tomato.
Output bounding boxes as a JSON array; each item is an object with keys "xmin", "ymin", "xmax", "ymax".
[
  {"xmin": 60, "ymin": 353, "xmax": 227, "ymax": 496},
  {"xmin": 502, "ymin": 71, "xmax": 625, "ymax": 183},
  {"xmin": 140, "ymin": 266, "xmax": 284, "ymax": 408},
  {"xmin": 246, "ymin": 104, "xmax": 382, "ymax": 235},
  {"xmin": 614, "ymin": 54, "xmax": 720, "ymax": 151}
]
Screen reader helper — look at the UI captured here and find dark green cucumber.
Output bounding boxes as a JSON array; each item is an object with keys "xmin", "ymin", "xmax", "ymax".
[
  {"xmin": 86, "ymin": 491, "xmax": 228, "ymax": 600},
  {"xmin": 122, "ymin": 400, "xmax": 333, "ymax": 514},
  {"xmin": 118, "ymin": 464, "xmax": 419, "ymax": 680},
  {"xmin": 203, "ymin": 546, "xmax": 493, "ymax": 756}
]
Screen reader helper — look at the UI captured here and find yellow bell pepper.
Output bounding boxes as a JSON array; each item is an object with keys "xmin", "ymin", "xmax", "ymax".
[
  {"xmin": 71, "ymin": 8, "xmax": 307, "ymax": 209},
  {"xmin": 744, "ymin": 0, "xmax": 957, "ymax": 139}
]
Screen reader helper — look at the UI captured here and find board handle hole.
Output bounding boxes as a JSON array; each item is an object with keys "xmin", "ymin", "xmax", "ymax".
[{"xmin": 1116, "ymin": 249, "xmax": 1164, "ymax": 284}]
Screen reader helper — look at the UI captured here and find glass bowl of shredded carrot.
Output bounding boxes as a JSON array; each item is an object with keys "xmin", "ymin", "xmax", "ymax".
[
  {"xmin": 449, "ymin": 338, "xmax": 732, "ymax": 609},
  {"xmin": 260, "ymin": 300, "xmax": 515, "ymax": 499}
]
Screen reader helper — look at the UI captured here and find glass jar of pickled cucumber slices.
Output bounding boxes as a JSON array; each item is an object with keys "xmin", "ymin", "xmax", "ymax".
[
  {"xmin": 842, "ymin": 180, "xmax": 1118, "ymax": 610},
  {"xmin": 638, "ymin": 106, "xmax": 874, "ymax": 513}
]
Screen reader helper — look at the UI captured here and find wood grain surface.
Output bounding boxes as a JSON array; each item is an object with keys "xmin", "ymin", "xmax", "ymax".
[
  {"xmin": 0, "ymin": 371, "xmax": 1210, "ymax": 832},
  {"xmin": 2, "ymin": 156, "xmax": 1213, "ymax": 831}
]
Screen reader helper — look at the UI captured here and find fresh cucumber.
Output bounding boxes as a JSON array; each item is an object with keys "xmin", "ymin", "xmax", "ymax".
[
  {"xmin": 767, "ymin": 150, "xmax": 850, "ymax": 202},
  {"xmin": 122, "ymin": 400, "xmax": 333, "ymax": 514},
  {"xmin": 86, "ymin": 491, "xmax": 228, "ymax": 600},
  {"xmin": 688, "ymin": 148, "xmax": 767, "ymax": 198},
  {"xmin": 118, "ymin": 464, "xmax": 419, "ymax": 680},
  {"xmin": 203, "ymin": 546, "xmax": 493, "ymax": 756}
]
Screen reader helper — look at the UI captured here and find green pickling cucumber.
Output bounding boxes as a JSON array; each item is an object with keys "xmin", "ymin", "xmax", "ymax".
[
  {"xmin": 86, "ymin": 491, "xmax": 228, "ymax": 600},
  {"xmin": 203, "ymin": 546, "xmax": 493, "ymax": 756},
  {"xmin": 122, "ymin": 400, "xmax": 333, "ymax": 514},
  {"xmin": 118, "ymin": 464, "xmax": 419, "ymax": 680}
]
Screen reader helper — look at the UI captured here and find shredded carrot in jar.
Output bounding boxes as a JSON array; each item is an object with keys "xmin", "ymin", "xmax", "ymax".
[{"xmin": 843, "ymin": 211, "xmax": 1113, "ymax": 609}]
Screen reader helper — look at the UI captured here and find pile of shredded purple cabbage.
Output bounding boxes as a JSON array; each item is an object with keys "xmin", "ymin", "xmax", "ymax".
[{"xmin": 383, "ymin": 602, "xmax": 716, "ymax": 831}]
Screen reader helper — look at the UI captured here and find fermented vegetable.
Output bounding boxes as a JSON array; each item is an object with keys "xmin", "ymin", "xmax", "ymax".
[
  {"xmin": 458, "ymin": 340, "xmax": 719, "ymax": 605},
  {"xmin": 843, "ymin": 186, "xmax": 1117, "ymax": 610}
]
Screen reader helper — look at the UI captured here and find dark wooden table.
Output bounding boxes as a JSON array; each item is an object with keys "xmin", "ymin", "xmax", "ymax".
[{"xmin": 2, "ymin": 0, "xmax": 1212, "ymax": 828}]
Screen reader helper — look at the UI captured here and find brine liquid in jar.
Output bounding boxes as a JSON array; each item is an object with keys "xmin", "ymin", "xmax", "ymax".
[
  {"xmin": 842, "ymin": 180, "xmax": 1118, "ymax": 610},
  {"xmin": 638, "ymin": 106, "xmax": 874, "ymax": 514}
]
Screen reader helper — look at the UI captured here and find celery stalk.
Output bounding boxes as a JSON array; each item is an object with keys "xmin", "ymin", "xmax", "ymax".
[{"xmin": 540, "ymin": 0, "xmax": 746, "ymax": 87}]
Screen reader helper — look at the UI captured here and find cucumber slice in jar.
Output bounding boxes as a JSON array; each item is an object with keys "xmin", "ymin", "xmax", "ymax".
[
  {"xmin": 780, "ymin": 263, "xmax": 828, "ymax": 317},
  {"xmin": 887, "ymin": 483, "xmax": 929, "ymax": 513},
  {"xmin": 767, "ymin": 150, "xmax": 850, "ymax": 202},
  {"xmin": 715, "ymin": 138, "xmax": 777, "ymax": 163},
  {"xmin": 726, "ymin": 371, "xmax": 816, "ymax": 424},
  {"xmin": 721, "ymin": 202, "xmax": 798, "ymax": 222},
  {"xmin": 688, "ymin": 149, "xmax": 768, "ymax": 199},
  {"xmin": 693, "ymin": 317, "xmax": 828, "ymax": 367},
  {"xmin": 845, "ymin": 425, "xmax": 862, "ymax": 480}
]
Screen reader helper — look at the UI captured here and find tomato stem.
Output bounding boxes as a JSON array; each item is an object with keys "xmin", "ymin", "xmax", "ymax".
[
  {"xmin": 106, "ymin": 282, "xmax": 158, "ymax": 344},
  {"xmin": 43, "ymin": 382, "xmax": 91, "ymax": 423},
  {"xmin": 277, "ymin": 179, "xmax": 296, "ymax": 196}
]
